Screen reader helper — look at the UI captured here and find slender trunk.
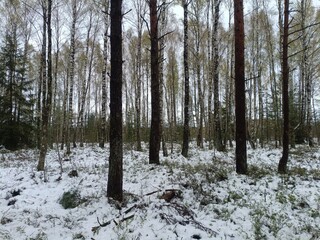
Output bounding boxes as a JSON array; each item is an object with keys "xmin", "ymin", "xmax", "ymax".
[
  {"xmin": 196, "ymin": 45, "xmax": 204, "ymax": 148},
  {"xmin": 53, "ymin": 7, "xmax": 60, "ymax": 146},
  {"xmin": 79, "ymin": 11, "xmax": 93, "ymax": 147},
  {"xmin": 66, "ymin": 0, "xmax": 77, "ymax": 154},
  {"xmin": 159, "ymin": 2, "xmax": 168, "ymax": 157},
  {"xmin": 107, "ymin": 0, "xmax": 123, "ymax": 201},
  {"xmin": 38, "ymin": 0, "xmax": 52, "ymax": 172},
  {"xmin": 149, "ymin": 0, "xmax": 161, "ymax": 164},
  {"xmin": 134, "ymin": 0, "xmax": 145, "ymax": 151},
  {"xmin": 37, "ymin": 2, "xmax": 47, "ymax": 171},
  {"xmin": 181, "ymin": 0, "xmax": 190, "ymax": 158},
  {"xmin": 234, "ymin": 0, "xmax": 247, "ymax": 174},
  {"xmin": 278, "ymin": 0, "xmax": 289, "ymax": 174},
  {"xmin": 213, "ymin": 0, "xmax": 224, "ymax": 151},
  {"xmin": 100, "ymin": 31, "xmax": 108, "ymax": 148}
]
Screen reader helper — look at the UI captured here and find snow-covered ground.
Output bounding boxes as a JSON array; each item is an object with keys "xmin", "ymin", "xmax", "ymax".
[{"xmin": 0, "ymin": 143, "xmax": 319, "ymax": 240}]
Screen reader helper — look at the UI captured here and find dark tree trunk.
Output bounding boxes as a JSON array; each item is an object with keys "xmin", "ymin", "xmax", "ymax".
[
  {"xmin": 234, "ymin": 0, "xmax": 247, "ymax": 174},
  {"xmin": 278, "ymin": 0, "xmax": 289, "ymax": 174},
  {"xmin": 37, "ymin": 2, "xmax": 47, "ymax": 171},
  {"xmin": 149, "ymin": 0, "xmax": 161, "ymax": 165},
  {"xmin": 107, "ymin": 0, "xmax": 123, "ymax": 202},
  {"xmin": 181, "ymin": 0, "xmax": 190, "ymax": 158}
]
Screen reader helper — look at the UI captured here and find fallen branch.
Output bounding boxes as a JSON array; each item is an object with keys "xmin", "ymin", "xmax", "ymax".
[
  {"xmin": 162, "ymin": 202, "xmax": 217, "ymax": 237},
  {"xmin": 144, "ymin": 190, "xmax": 161, "ymax": 196},
  {"xmin": 92, "ymin": 205, "xmax": 137, "ymax": 234}
]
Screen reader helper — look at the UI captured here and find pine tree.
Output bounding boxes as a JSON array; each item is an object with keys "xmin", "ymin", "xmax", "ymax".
[
  {"xmin": 234, "ymin": 0, "xmax": 247, "ymax": 174},
  {"xmin": 0, "ymin": 34, "xmax": 34, "ymax": 150},
  {"xmin": 107, "ymin": 0, "xmax": 123, "ymax": 202}
]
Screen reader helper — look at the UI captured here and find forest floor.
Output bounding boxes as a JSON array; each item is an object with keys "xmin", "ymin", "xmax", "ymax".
[{"xmin": 0, "ymin": 142, "xmax": 319, "ymax": 240}]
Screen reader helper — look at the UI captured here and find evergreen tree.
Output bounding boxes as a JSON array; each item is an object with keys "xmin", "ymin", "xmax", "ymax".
[{"xmin": 0, "ymin": 34, "xmax": 34, "ymax": 150}]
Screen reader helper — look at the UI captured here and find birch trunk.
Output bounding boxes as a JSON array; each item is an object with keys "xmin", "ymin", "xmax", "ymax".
[
  {"xmin": 181, "ymin": 0, "xmax": 190, "ymax": 157},
  {"xmin": 66, "ymin": 0, "xmax": 77, "ymax": 154}
]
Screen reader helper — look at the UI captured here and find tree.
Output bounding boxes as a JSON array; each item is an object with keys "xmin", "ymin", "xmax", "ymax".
[
  {"xmin": 190, "ymin": 0, "xmax": 205, "ymax": 148},
  {"xmin": 100, "ymin": 0, "xmax": 110, "ymax": 148},
  {"xmin": 66, "ymin": 0, "xmax": 78, "ymax": 154},
  {"xmin": 159, "ymin": 0, "xmax": 168, "ymax": 157},
  {"xmin": 133, "ymin": 0, "xmax": 147, "ymax": 151},
  {"xmin": 234, "ymin": 0, "xmax": 247, "ymax": 174},
  {"xmin": 278, "ymin": 0, "xmax": 290, "ymax": 174},
  {"xmin": 212, "ymin": 0, "xmax": 224, "ymax": 151},
  {"xmin": 107, "ymin": 0, "xmax": 123, "ymax": 202},
  {"xmin": 149, "ymin": 0, "xmax": 161, "ymax": 164},
  {"xmin": 0, "ymin": 35, "xmax": 33, "ymax": 150},
  {"xmin": 38, "ymin": 0, "xmax": 53, "ymax": 171},
  {"xmin": 181, "ymin": 0, "xmax": 190, "ymax": 158},
  {"xmin": 0, "ymin": 1, "xmax": 34, "ymax": 150}
]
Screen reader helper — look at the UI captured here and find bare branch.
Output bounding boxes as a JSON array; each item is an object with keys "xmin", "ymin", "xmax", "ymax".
[
  {"xmin": 159, "ymin": 30, "xmax": 174, "ymax": 41},
  {"xmin": 141, "ymin": 14, "xmax": 150, "ymax": 35},
  {"xmin": 288, "ymin": 47, "xmax": 309, "ymax": 59},
  {"xmin": 289, "ymin": 21, "xmax": 320, "ymax": 36}
]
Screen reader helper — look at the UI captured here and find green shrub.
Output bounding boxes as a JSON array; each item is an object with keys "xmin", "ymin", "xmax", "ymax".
[{"xmin": 59, "ymin": 190, "xmax": 83, "ymax": 209}]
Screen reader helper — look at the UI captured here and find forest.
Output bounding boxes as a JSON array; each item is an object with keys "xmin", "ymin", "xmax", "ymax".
[{"xmin": 0, "ymin": 0, "xmax": 320, "ymax": 239}]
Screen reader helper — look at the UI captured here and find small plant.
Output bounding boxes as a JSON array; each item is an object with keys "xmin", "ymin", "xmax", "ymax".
[
  {"xmin": 247, "ymin": 165, "xmax": 271, "ymax": 179},
  {"xmin": 59, "ymin": 189, "xmax": 85, "ymax": 209},
  {"xmin": 215, "ymin": 169, "xmax": 228, "ymax": 181},
  {"xmin": 28, "ymin": 231, "xmax": 48, "ymax": 240},
  {"xmin": 250, "ymin": 207, "xmax": 267, "ymax": 240},
  {"xmin": 73, "ymin": 233, "xmax": 85, "ymax": 239},
  {"xmin": 290, "ymin": 167, "xmax": 307, "ymax": 177},
  {"xmin": 276, "ymin": 191, "xmax": 287, "ymax": 204}
]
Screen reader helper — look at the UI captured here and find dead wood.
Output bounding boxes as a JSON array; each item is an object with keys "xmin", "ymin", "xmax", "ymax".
[{"xmin": 92, "ymin": 205, "xmax": 137, "ymax": 234}]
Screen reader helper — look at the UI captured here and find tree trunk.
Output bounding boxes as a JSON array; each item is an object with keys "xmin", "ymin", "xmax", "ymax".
[
  {"xmin": 181, "ymin": 0, "xmax": 190, "ymax": 158},
  {"xmin": 234, "ymin": 0, "xmax": 247, "ymax": 174},
  {"xmin": 38, "ymin": 0, "xmax": 52, "ymax": 172},
  {"xmin": 149, "ymin": 0, "xmax": 161, "ymax": 164},
  {"xmin": 79, "ymin": 10, "xmax": 93, "ymax": 148},
  {"xmin": 37, "ymin": 2, "xmax": 47, "ymax": 171},
  {"xmin": 66, "ymin": 0, "xmax": 77, "ymax": 154},
  {"xmin": 107, "ymin": 0, "xmax": 123, "ymax": 202},
  {"xmin": 212, "ymin": 0, "xmax": 224, "ymax": 151},
  {"xmin": 159, "ymin": 2, "xmax": 168, "ymax": 157},
  {"xmin": 100, "ymin": 1, "xmax": 109, "ymax": 148},
  {"xmin": 133, "ymin": 0, "xmax": 146, "ymax": 151},
  {"xmin": 278, "ymin": 0, "xmax": 289, "ymax": 174}
]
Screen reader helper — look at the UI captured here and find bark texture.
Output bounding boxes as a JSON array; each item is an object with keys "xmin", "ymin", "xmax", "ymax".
[
  {"xmin": 38, "ymin": 0, "xmax": 52, "ymax": 172},
  {"xmin": 107, "ymin": 0, "xmax": 123, "ymax": 201},
  {"xmin": 278, "ymin": 0, "xmax": 289, "ymax": 174},
  {"xmin": 234, "ymin": 0, "xmax": 247, "ymax": 174},
  {"xmin": 149, "ymin": 0, "xmax": 161, "ymax": 164},
  {"xmin": 181, "ymin": 0, "xmax": 190, "ymax": 158}
]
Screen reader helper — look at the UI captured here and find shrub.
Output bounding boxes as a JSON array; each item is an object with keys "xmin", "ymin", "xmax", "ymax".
[{"xmin": 59, "ymin": 190, "xmax": 83, "ymax": 209}]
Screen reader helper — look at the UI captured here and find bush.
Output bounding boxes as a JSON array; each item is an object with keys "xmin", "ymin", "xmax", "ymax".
[{"xmin": 59, "ymin": 190, "xmax": 83, "ymax": 209}]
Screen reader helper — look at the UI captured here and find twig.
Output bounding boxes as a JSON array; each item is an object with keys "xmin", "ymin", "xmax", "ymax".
[
  {"xmin": 92, "ymin": 205, "xmax": 137, "ymax": 234},
  {"xmin": 144, "ymin": 190, "xmax": 161, "ymax": 196}
]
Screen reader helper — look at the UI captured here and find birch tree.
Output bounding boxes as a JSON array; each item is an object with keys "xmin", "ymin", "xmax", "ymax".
[
  {"xmin": 181, "ymin": 0, "xmax": 190, "ymax": 158},
  {"xmin": 38, "ymin": 0, "xmax": 53, "ymax": 171},
  {"xmin": 99, "ymin": 0, "xmax": 110, "ymax": 149}
]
